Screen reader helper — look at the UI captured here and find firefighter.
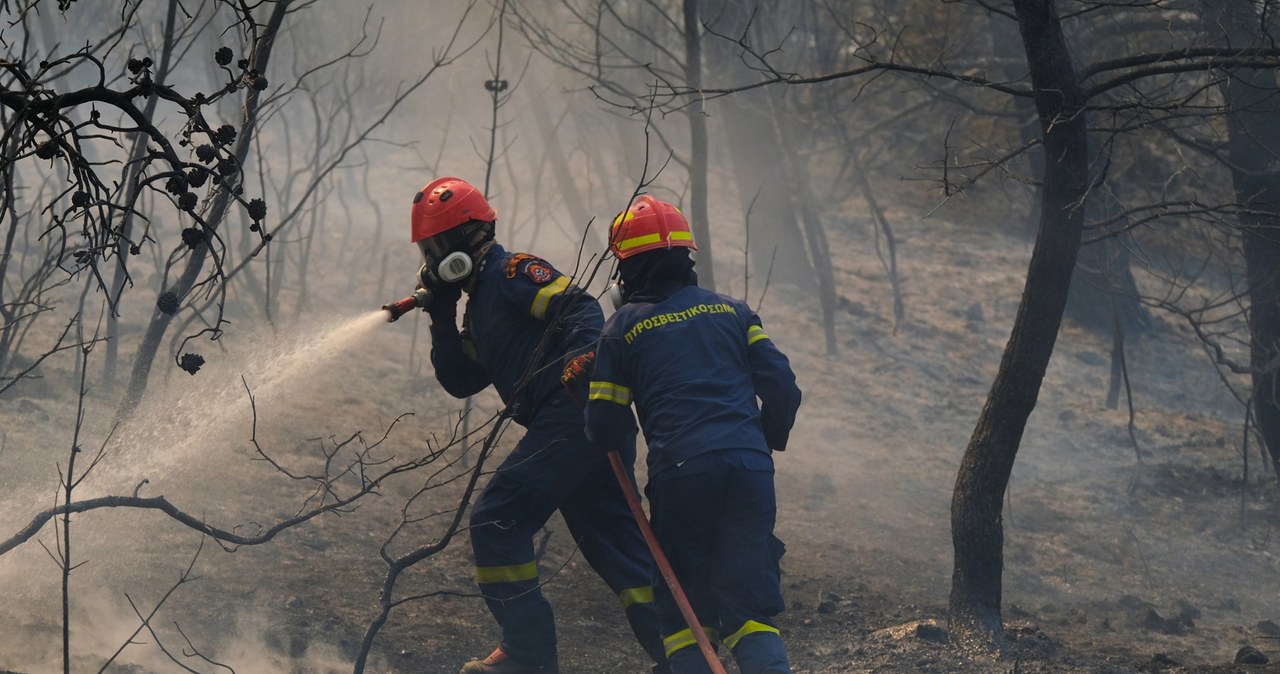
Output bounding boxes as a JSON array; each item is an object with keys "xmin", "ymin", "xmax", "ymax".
[
  {"xmin": 584, "ymin": 195, "xmax": 802, "ymax": 674},
  {"xmin": 405, "ymin": 177, "xmax": 667, "ymax": 674}
]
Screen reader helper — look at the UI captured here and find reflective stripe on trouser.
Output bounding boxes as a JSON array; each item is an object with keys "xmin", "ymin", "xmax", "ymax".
[
  {"xmin": 664, "ymin": 622, "xmax": 789, "ymax": 674},
  {"xmin": 663, "ymin": 627, "xmax": 720, "ymax": 658},
  {"xmin": 725, "ymin": 621, "xmax": 791, "ymax": 674},
  {"xmin": 473, "ymin": 560, "xmax": 548, "ymax": 656},
  {"xmin": 647, "ymin": 449, "xmax": 792, "ymax": 674},
  {"xmin": 470, "ymin": 400, "xmax": 660, "ymax": 668}
]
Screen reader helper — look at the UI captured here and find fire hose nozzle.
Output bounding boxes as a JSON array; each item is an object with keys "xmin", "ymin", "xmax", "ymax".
[{"xmin": 381, "ymin": 288, "xmax": 433, "ymax": 322}]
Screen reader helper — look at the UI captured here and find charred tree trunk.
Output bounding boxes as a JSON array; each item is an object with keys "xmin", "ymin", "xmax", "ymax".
[
  {"xmin": 716, "ymin": 94, "xmax": 814, "ymax": 291},
  {"xmin": 1063, "ymin": 160, "xmax": 1147, "ymax": 334},
  {"xmin": 949, "ymin": 0, "xmax": 1088, "ymax": 650},
  {"xmin": 772, "ymin": 108, "xmax": 838, "ymax": 354},
  {"xmin": 1065, "ymin": 234, "xmax": 1147, "ymax": 334},
  {"xmin": 116, "ymin": 1, "xmax": 290, "ymax": 421},
  {"xmin": 104, "ymin": 0, "xmax": 180, "ymax": 387},
  {"xmin": 704, "ymin": 8, "xmax": 815, "ymax": 294},
  {"xmin": 793, "ymin": 178, "xmax": 837, "ymax": 355},
  {"xmin": 682, "ymin": 0, "xmax": 715, "ymax": 291},
  {"xmin": 987, "ymin": 9, "xmax": 1043, "ymax": 236},
  {"xmin": 992, "ymin": 9, "xmax": 1146, "ymax": 336},
  {"xmin": 528, "ymin": 83, "xmax": 604, "ymax": 253},
  {"xmin": 1204, "ymin": 0, "xmax": 1280, "ymax": 472}
]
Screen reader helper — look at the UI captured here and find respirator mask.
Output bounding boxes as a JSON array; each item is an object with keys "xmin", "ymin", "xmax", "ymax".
[
  {"xmin": 605, "ymin": 260, "xmax": 631, "ymax": 310},
  {"xmin": 417, "ymin": 251, "xmax": 474, "ymax": 288},
  {"xmin": 606, "ymin": 278, "xmax": 626, "ymax": 310},
  {"xmin": 416, "ymin": 221, "xmax": 492, "ymax": 288}
]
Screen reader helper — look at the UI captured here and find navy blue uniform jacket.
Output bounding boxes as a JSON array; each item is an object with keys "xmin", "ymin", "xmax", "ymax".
[
  {"xmin": 585, "ymin": 285, "xmax": 801, "ymax": 479},
  {"xmin": 430, "ymin": 243, "xmax": 599, "ymax": 427}
]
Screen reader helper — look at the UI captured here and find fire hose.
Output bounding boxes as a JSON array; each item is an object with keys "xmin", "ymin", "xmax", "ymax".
[{"xmin": 381, "ymin": 288, "xmax": 433, "ymax": 322}]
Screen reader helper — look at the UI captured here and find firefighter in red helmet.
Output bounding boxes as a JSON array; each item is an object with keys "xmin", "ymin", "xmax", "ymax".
[
  {"xmin": 403, "ymin": 178, "xmax": 667, "ymax": 673},
  {"xmin": 586, "ymin": 195, "xmax": 802, "ymax": 674}
]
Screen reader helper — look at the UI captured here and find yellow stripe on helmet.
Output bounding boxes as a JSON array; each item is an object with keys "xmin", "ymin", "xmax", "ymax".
[
  {"xmin": 615, "ymin": 229, "xmax": 694, "ymax": 253},
  {"xmin": 612, "ymin": 209, "xmax": 636, "ymax": 229},
  {"xmin": 615, "ymin": 232, "xmax": 662, "ymax": 252}
]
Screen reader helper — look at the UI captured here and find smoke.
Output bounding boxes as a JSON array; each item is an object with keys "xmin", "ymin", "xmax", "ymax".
[
  {"xmin": 0, "ymin": 310, "xmax": 419, "ymax": 673},
  {"xmin": 0, "ymin": 577, "xmax": 362, "ymax": 673},
  {"xmin": 81, "ymin": 311, "xmax": 391, "ymax": 497},
  {"xmin": 5, "ymin": 1, "xmax": 1280, "ymax": 670}
]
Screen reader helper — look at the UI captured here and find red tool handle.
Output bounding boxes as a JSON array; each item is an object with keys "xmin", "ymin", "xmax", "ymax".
[{"xmin": 606, "ymin": 451, "xmax": 727, "ymax": 674}]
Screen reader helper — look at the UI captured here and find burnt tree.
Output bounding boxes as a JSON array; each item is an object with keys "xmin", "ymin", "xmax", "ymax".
[
  {"xmin": 948, "ymin": 0, "xmax": 1088, "ymax": 650},
  {"xmin": 1205, "ymin": 0, "xmax": 1280, "ymax": 472}
]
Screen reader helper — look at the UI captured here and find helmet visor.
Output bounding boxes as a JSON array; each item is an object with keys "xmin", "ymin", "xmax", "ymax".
[
  {"xmin": 417, "ymin": 237, "xmax": 451, "ymax": 264},
  {"xmin": 417, "ymin": 220, "xmax": 492, "ymax": 264}
]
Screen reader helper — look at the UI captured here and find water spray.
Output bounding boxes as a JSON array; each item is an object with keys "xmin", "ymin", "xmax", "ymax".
[{"xmin": 381, "ymin": 288, "xmax": 433, "ymax": 322}]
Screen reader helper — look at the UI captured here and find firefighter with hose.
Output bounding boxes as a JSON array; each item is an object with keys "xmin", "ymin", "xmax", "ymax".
[
  {"xmin": 584, "ymin": 195, "xmax": 802, "ymax": 674},
  {"xmin": 383, "ymin": 177, "xmax": 667, "ymax": 674}
]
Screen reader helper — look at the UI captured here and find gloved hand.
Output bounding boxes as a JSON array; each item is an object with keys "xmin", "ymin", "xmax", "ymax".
[
  {"xmin": 426, "ymin": 283, "xmax": 462, "ymax": 326},
  {"xmin": 560, "ymin": 350, "xmax": 596, "ymax": 388}
]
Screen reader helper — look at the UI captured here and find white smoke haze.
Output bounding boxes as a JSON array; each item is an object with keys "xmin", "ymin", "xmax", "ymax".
[
  {"xmin": 0, "ymin": 309, "xmax": 428, "ymax": 672},
  {"xmin": 0, "ymin": 574, "xmax": 362, "ymax": 673},
  {"xmin": 85, "ymin": 311, "xmax": 392, "ymax": 494},
  {"xmin": 2, "ymin": 1, "xmax": 1279, "ymax": 672}
]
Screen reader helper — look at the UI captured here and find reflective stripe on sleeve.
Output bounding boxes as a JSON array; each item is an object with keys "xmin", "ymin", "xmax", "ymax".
[
  {"xmin": 530, "ymin": 276, "xmax": 570, "ymax": 319},
  {"xmin": 589, "ymin": 381, "xmax": 633, "ymax": 406},
  {"xmin": 722, "ymin": 620, "xmax": 780, "ymax": 649},
  {"xmin": 617, "ymin": 585, "xmax": 654, "ymax": 608},
  {"xmin": 475, "ymin": 561, "xmax": 538, "ymax": 585},
  {"xmin": 747, "ymin": 325, "xmax": 770, "ymax": 346}
]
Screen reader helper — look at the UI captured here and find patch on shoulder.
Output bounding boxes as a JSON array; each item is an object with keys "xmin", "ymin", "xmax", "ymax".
[
  {"xmin": 505, "ymin": 253, "xmax": 538, "ymax": 279},
  {"xmin": 524, "ymin": 260, "xmax": 555, "ymax": 284},
  {"xmin": 506, "ymin": 253, "xmax": 555, "ymax": 284}
]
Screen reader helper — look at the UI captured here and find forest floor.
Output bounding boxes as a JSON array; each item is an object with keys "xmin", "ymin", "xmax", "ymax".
[{"xmin": 1, "ymin": 202, "xmax": 1279, "ymax": 674}]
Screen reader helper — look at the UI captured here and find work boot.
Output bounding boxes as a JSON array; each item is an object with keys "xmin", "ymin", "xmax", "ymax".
[{"xmin": 460, "ymin": 647, "xmax": 559, "ymax": 674}]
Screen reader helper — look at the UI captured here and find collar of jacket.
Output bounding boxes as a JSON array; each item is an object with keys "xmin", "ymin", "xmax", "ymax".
[
  {"xmin": 465, "ymin": 240, "xmax": 501, "ymax": 293},
  {"xmin": 627, "ymin": 278, "xmax": 692, "ymax": 304}
]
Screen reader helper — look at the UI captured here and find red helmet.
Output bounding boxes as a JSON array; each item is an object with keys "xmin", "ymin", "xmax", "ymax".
[
  {"xmin": 410, "ymin": 177, "xmax": 496, "ymax": 243},
  {"xmin": 609, "ymin": 195, "xmax": 697, "ymax": 260}
]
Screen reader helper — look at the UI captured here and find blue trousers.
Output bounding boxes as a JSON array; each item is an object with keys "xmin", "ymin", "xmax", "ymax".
[
  {"xmin": 469, "ymin": 400, "xmax": 665, "ymax": 668},
  {"xmin": 647, "ymin": 449, "xmax": 792, "ymax": 674}
]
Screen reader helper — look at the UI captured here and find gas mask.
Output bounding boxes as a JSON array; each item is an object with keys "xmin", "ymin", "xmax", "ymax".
[
  {"xmin": 606, "ymin": 280, "xmax": 626, "ymax": 310},
  {"xmin": 417, "ymin": 222, "xmax": 491, "ymax": 287},
  {"xmin": 417, "ymin": 251, "xmax": 474, "ymax": 288}
]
